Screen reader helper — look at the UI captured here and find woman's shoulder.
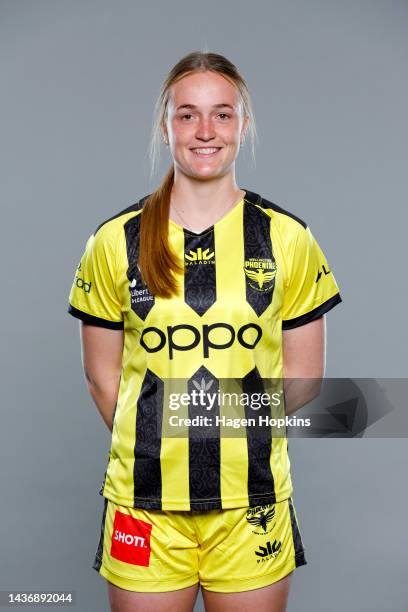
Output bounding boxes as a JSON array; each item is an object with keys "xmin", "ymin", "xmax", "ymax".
[
  {"xmin": 244, "ymin": 189, "xmax": 309, "ymax": 237},
  {"xmin": 91, "ymin": 194, "xmax": 151, "ymax": 239}
]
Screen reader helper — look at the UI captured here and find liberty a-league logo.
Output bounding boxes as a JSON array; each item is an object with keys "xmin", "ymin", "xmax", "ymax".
[
  {"xmin": 244, "ymin": 257, "xmax": 276, "ymax": 292},
  {"xmin": 246, "ymin": 503, "xmax": 276, "ymax": 535},
  {"xmin": 129, "ymin": 277, "xmax": 154, "ymax": 305}
]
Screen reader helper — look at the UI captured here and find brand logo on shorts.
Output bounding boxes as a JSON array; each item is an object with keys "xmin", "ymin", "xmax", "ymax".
[
  {"xmin": 110, "ymin": 510, "xmax": 152, "ymax": 566},
  {"xmin": 254, "ymin": 539, "xmax": 282, "ymax": 563},
  {"xmin": 246, "ymin": 504, "xmax": 276, "ymax": 535}
]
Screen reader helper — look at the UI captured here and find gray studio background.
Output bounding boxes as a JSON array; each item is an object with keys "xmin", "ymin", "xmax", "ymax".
[{"xmin": 1, "ymin": 1, "xmax": 407, "ymax": 611}]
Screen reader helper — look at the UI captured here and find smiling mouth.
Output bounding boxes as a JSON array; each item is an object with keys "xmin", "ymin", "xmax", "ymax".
[{"xmin": 190, "ymin": 147, "xmax": 222, "ymax": 157}]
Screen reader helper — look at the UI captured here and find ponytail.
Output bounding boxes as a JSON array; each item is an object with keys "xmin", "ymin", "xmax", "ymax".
[{"xmin": 138, "ymin": 165, "xmax": 184, "ymax": 298}]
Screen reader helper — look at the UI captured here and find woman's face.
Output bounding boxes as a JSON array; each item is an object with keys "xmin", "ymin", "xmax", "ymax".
[{"xmin": 164, "ymin": 70, "xmax": 249, "ymax": 180}]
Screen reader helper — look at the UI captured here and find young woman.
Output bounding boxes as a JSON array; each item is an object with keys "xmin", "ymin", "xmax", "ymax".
[{"xmin": 68, "ymin": 52, "xmax": 342, "ymax": 612}]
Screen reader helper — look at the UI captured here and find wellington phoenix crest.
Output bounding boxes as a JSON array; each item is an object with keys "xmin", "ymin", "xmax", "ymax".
[{"xmin": 244, "ymin": 257, "xmax": 276, "ymax": 292}]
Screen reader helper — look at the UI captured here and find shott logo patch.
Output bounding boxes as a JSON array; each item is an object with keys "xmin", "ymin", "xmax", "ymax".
[{"xmin": 110, "ymin": 510, "xmax": 152, "ymax": 566}]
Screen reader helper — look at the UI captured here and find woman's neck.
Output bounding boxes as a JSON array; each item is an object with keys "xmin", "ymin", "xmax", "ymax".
[{"xmin": 169, "ymin": 176, "xmax": 245, "ymax": 233}]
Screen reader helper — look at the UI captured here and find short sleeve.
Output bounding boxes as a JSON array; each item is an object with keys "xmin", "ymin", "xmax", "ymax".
[
  {"xmin": 281, "ymin": 224, "xmax": 342, "ymax": 330},
  {"xmin": 67, "ymin": 225, "xmax": 124, "ymax": 329}
]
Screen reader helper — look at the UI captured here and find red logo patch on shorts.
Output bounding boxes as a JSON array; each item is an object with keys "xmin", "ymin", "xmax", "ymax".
[{"xmin": 110, "ymin": 510, "xmax": 152, "ymax": 566}]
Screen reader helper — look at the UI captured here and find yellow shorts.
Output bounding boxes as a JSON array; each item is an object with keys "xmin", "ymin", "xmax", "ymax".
[{"xmin": 92, "ymin": 496, "xmax": 306, "ymax": 593}]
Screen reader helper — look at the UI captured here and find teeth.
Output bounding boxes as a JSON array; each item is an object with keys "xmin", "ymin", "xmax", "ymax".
[{"xmin": 193, "ymin": 148, "xmax": 219, "ymax": 154}]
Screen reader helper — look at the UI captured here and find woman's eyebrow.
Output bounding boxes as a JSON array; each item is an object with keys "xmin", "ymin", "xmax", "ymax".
[{"xmin": 176, "ymin": 103, "xmax": 235, "ymax": 111}]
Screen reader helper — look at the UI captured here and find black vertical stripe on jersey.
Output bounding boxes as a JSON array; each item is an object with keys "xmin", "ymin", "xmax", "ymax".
[
  {"xmin": 124, "ymin": 213, "xmax": 155, "ymax": 320},
  {"xmin": 133, "ymin": 369, "xmax": 163, "ymax": 509},
  {"xmin": 184, "ymin": 229, "xmax": 216, "ymax": 316},
  {"xmin": 243, "ymin": 367, "xmax": 276, "ymax": 505},
  {"xmin": 288, "ymin": 497, "xmax": 306, "ymax": 566},
  {"xmin": 243, "ymin": 190, "xmax": 262, "ymax": 208},
  {"xmin": 243, "ymin": 189, "xmax": 307, "ymax": 229},
  {"xmin": 188, "ymin": 365, "xmax": 221, "ymax": 509},
  {"xmin": 243, "ymin": 201, "xmax": 276, "ymax": 317},
  {"xmin": 92, "ymin": 496, "xmax": 108, "ymax": 571},
  {"xmin": 94, "ymin": 195, "xmax": 149, "ymax": 235}
]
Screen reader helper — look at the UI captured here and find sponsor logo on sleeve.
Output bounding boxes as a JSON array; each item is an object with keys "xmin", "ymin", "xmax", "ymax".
[
  {"xmin": 316, "ymin": 264, "xmax": 331, "ymax": 283},
  {"xmin": 75, "ymin": 276, "xmax": 91, "ymax": 293}
]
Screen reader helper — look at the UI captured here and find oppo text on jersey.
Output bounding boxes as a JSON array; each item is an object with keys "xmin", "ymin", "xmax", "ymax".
[{"xmin": 140, "ymin": 322, "xmax": 262, "ymax": 359}]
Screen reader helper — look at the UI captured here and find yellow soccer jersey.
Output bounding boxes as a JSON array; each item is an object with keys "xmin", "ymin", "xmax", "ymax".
[{"xmin": 68, "ymin": 189, "xmax": 342, "ymax": 511}]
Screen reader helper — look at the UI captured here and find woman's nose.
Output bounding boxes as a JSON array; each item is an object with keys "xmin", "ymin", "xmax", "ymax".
[{"xmin": 195, "ymin": 119, "xmax": 216, "ymax": 140}]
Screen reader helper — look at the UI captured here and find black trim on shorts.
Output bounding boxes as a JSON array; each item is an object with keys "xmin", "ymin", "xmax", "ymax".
[
  {"xmin": 288, "ymin": 497, "xmax": 307, "ymax": 567},
  {"xmin": 67, "ymin": 304, "xmax": 124, "ymax": 330},
  {"xmin": 131, "ymin": 492, "xmax": 279, "ymax": 512},
  {"xmin": 92, "ymin": 497, "xmax": 108, "ymax": 572},
  {"xmin": 282, "ymin": 292, "xmax": 342, "ymax": 330}
]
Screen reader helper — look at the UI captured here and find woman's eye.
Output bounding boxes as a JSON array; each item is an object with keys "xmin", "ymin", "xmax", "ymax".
[{"xmin": 179, "ymin": 113, "xmax": 231, "ymax": 121}]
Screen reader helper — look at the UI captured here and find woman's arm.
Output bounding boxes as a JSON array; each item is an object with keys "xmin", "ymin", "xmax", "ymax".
[
  {"xmin": 282, "ymin": 315, "xmax": 326, "ymax": 415},
  {"xmin": 79, "ymin": 322, "xmax": 124, "ymax": 432}
]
